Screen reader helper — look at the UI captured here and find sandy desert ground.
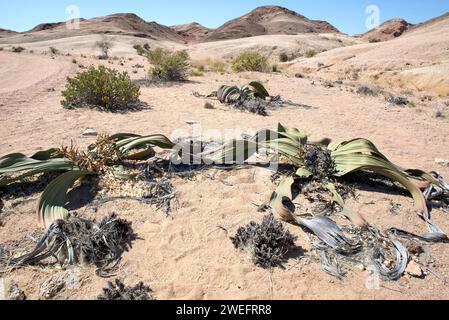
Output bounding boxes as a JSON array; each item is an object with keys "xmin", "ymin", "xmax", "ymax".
[
  {"xmin": 0, "ymin": 47, "xmax": 448, "ymax": 300},
  {"xmin": 1, "ymin": 6, "xmax": 449, "ymax": 300}
]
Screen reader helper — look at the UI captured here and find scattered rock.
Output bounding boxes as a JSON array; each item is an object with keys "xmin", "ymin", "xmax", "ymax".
[
  {"xmin": 356, "ymin": 264, "xmax": 366, "ymax": 271},
  {"xmin": 3, "ymin": 280, "xmax": 26, "ymax": 300},
  {"xmin": 186, "ymin": 120, "xmax": 199, "ymax": 125},
  {"xmin": 204, "ymin": 102, "xmax": 215, "ymax": 109},
  {"xmin": 47, "ymin": 87, "xmax": 56, "ymax": 92},
  {"xmin": 82, "ymin": 128, "xmax": 98, "ymax": 137},
  {"xmin": 39, "ymin": 268, "xmax": 81, "ymax": 300},
  {"xmin": 406, "ymin": 260, "xmax": 424, "ymax": 278},
  {"xmin": 435, "ymin": 158, "xmax": 449, "ymax": 167}
]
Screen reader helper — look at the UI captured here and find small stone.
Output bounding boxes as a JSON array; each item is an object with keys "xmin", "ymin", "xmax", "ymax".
[
  {"xmin": 47, "ymin": 87, "xmax": 56, "ymax": 92},
  {"xmin": 406, "ymin": 260, "xmax": 424, "ymax": 278},
  {"xmin": 40, "ymin": 268, "xmax": 80, "ymax": 300},
  {"xmin": 356, "ymin": 264, "xmax": 366, "ymax": 271},
  {"xmin": 435, "ymin": 158, "xmax": 449, "ymax": 167},
  {"xmin": 204, "ymin": 102, "xmax": 215, "ymax": 109},
  {"xmin": 82, "ymin": 129, "xmax": 98, "ymax": 137},
  {"xmin": 2, "ymin": 280, "xmax": 26, "ymax": 300},
  {"xmin": 186, "ymin": 120, "xmax": 199, "ymax": 125}
]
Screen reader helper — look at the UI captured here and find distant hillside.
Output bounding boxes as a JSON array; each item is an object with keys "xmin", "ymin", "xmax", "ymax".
[
  {"xmin": 203, "ymin": 6, "xmax": 340, "ymax": 42},
  {"xmin": 2, "ymin": 13, "xmax": 185, "ymax": 43},
  {"xmin": 171, "ymin": 22, "xmax": 213, "ymax": 42},
  {"xmin": 361, "ymin": 18, "xmax": 413, "ymax": 42},
  {"xmin": 0, "ymin": 28, "xmax": 17, "ymax": 38}
]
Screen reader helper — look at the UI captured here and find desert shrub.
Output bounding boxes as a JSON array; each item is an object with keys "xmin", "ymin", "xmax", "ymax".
[
  {"xmin": 305, "ymin": 49, "xmax": 317, "ymax": 58},
  {"xmin": 0, "ymin": 47, "xmax": 4, "ymax": 51},
  {"xmin": 190, "ymin": 68, "xmax": 204, "ymax": 77},
  {"xmin": 232, "ymin": 52, "xmax": 269, "ymax": 73},
  {"xmin": 71, "ymin": 58, "xmax": 77, "ymax": 64},
  {"xmin": 11, "ymin": 46, "xmax": 25, "ymax": 53},
  {"xmin": 279, "ymin": 52, "xmax": 289, "ymax": 62},
  {"xmin": 95, "ymin": 36, "xmax": 114, "ymax": 59},
  {"xmin": 191, "ymin": 59, "xmax": 227, "ymax": 73},
  {"xmin": 385, "ymin": 94, "xmax": 408, "ymax": 106},
  {"xmin": 98, "ymin": 279, "xmax": 152, "ymax": 301},
  {"xmin": 133, "ymin": 44, "xmax": 146, "ymax": 56},
  {"xmin": 369, "ymin": 38, "xmax": 381, "ymax": 43},
  {"xmin": 357, "ymin": 84, "xmax": 381, "ymax": 96},
  {"xmin": 271, "ymin": 64, "xmax": 279, "ymax": 73},
  {"xmin": 231, "ymin": 214, "xmax": 297, "ymax": 268},
  {"xmin": 211, "ymin": 60, "xmax": 227, "ymax": 73},
  {"xmin": 146, "ymin": 48, "xmax": 190, "ymax": 81},
  {"xmin": 49, "ymin": 47, "xmax": 59, "ymax": 55},
  {"xmin": 294, "ymin": 73, "xmax": 304, "ymax": 78},
  {"xmin": 61, "ymin": 65, "xmax": 141, "ymax": 111}
]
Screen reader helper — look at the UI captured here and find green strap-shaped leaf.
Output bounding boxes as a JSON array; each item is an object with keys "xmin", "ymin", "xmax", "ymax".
[
  {"xmin": 116, "ymin": 134, "xmax": 176, "ymax": 154},
  {"xmin": 0, "ymin": 159, "xmax": 78, "ymax": 187},
  {"xmin": 37, "ymin": 170, "xmax": 94, "ymax": 228}
]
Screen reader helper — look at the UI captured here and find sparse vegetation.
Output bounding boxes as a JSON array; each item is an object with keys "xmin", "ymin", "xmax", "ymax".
[
  {"xmin": 133, "ymin": 44, "xmax": 146, "ymax": 56},
  {"xmin": 49, "ymin": 47, "xmax": 59, "ymax": 55},
  {"xmin": 231, "ymin": 214, "xmax": 297, "ymax": 268},
  {"xmin": 146, "ymin": 48, "xmax": 190, "ymax": 81},
  {"xmin": 95, "ymin": 36, "xmax": 114, "ymax": 59},
  {"xmin": 232, "ymin": 52, "xmax": 269, "ymax": 73},
  {"xmin": 98, "ymin": 279, "xmax": 152, "ymax": 300},
  {"xmin": 305, "ymin": 49, "xmax": 317, "ymax": 58},
  {"xmin": 356, "ymin": 84, "xmax": 381, "ymax": 96},
  {"xmin": 71, "ymin": 58, "xmax": 77, "ymax": 64},
  {"xmin": 61, "ymin": 66, "xmax": 141, "ymax": 111},
  {"xmin": 369, "ymin": 38, "xmax": 381, "ymax": 43},
  {"xmin": 11, "ymin": 46, "xmax": 25, "ymax": 53},
  {"xmin": 191, "ymin": 58, "xmax": 227, "ymax": 73},
  {"xmin": 190, "ymin": 68, "xmax": 204, "ymax": 77},
  {"xmin": 294, "ymin": 73, "xmax": 304, "ymax": 78},
  {"xmin": 386, "ymin": 94, "xmax": 408, "ymax": 106}
]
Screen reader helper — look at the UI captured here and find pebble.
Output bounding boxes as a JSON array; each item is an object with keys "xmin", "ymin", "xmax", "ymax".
[
  {"xmin": 204, "ymin": 102, "xmax": 215, "ymax": 109},
  {"xmin": 82, "ymin": 128, "xmax": 98, "ymax": 137},
  {"xmin": 406, "ymin": 260, "xmax": 424, "ymax": 278},
  {"xmin": 2, "ymin": 280, "xmax": 26, "ymax": 300},
  {"xmin": 356, "ymin": 264, "xmax": 366, "ymax": 271},
  {"xmin": 435, "ymin": 158, "xmax": 449, "ymax": 167}
]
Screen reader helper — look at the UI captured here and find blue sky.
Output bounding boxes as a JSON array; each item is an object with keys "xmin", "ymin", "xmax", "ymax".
[{"xmin": 1, "ymin": 0, "xmax": 448, "ymax": 35}]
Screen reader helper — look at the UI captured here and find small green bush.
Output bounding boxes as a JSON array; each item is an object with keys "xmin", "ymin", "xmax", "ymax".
[
  {"xmin": 61, "ymin": 66, "xmax": 141, "ymax": 112},
  {"xmin": 232, "ymin": 52, "xmax": 269, "ymax": 72},
  {"xmin": 146, "ymin": 48, "xmax": 190, "ymax": 81},
  {"xmin": 211, "ymin": 60, "xmax": 227, "ymax": 73},
  {"xmin": 304, "ymin": 49, "xmax": 317, "ymax": 58},
  {"xmin": 11, "ymin": 46, "xmax": 25, "ymax": 53},
  {"xmin": 133, "ymin": 44, "xmax": 145, "ymax": 56},
  {"xmin": 279, "ymin": 52, "xmax": 289, "ymax": 62}
]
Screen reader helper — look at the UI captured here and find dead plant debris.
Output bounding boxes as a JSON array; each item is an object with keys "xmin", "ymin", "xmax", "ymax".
[{"xmin": 97, "ymin": 279, "xmax": 152, "ymax": 300}]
